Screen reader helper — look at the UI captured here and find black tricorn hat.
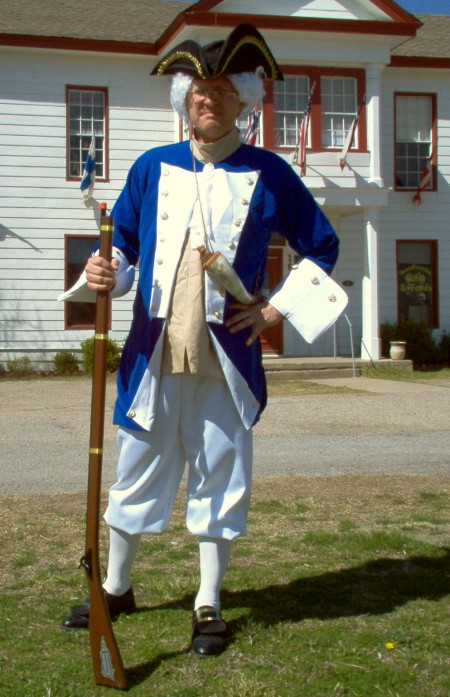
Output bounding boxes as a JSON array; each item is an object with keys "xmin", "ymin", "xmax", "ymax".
[{"xmin": 151, "ymin": 23, "xmax": 283, "ymax": 80}]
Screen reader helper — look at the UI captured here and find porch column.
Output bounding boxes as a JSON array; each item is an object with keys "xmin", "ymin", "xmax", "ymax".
[
  {"xmin": 366, "ymin": 64, "xmax": 384, "ymax": 187},
  {"xmin": 361, "ymin": 209, "xmax": 381, "ymax": 360}
]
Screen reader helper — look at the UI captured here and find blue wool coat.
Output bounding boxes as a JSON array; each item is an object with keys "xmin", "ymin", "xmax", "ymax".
[{"xmin": 109, "ymin": 139, "xmax": 339, "ymax": 432}]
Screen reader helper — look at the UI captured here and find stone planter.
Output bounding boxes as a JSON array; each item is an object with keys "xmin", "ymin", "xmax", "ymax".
[{"xmin": 389, "ymin": 340, "xmax": 406, "ymax": 360}]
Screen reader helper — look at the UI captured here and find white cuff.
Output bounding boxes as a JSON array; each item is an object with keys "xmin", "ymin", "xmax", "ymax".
[
  {"xmin": 57, "ymin": 247, "xmax": 135, "ymax": 303},
  {"xmin": 268, "ymin": 259, "xmax": 348, "ymax": 343}
]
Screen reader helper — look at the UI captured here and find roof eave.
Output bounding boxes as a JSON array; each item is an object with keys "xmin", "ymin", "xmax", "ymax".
[
  {"xmin": 390, "ymin": 55, "xmax": 450, "ymax": 69},
  {"xmin": 0, "ymin": 33, "xmax": 158, "ymax": 55}
]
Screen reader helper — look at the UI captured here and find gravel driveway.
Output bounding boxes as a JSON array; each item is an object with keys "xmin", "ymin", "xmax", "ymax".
[{"xmin": 2, "ymin": 376, "xmax": 449, "ymax": 495}]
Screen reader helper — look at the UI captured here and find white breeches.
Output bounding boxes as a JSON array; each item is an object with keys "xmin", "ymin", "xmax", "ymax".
[{"xmin": 104, "ymin": 374, "xmax": 253, "ymax": 539}]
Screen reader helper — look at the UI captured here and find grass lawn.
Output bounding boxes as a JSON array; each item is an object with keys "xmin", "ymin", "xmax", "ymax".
[{"xmin": 1, "ymin": 474, "xmax": 449, "ymax": 697}]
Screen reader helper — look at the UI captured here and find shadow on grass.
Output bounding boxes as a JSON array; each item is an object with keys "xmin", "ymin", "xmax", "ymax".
[
  {"xmin": 126, "ymin": 547, "xmax": 450, "ymax": 686},
  {"xmin": 126, "ymin": 648, "xmax": 189, "ymax": 689},
  {"xmin": 222, "ymin": 547, "xmax": 450, "ymax": 629}
]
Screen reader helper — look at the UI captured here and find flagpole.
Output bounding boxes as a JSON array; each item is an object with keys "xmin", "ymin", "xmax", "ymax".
[
  {"xmin": 81, "ymin": 136, "xmax": 97, "ymax": 204},
  {"xmin": 338, "ymin": 94, "xmax": 366, "ymax": 171},
  {"xmin": 292, "ymin": 81, "xmax": 316, "ymax": 177},
  {"xmin": 413, "ymin": 148, "xmax": 434, "ymax": 205},
  {"xmin": 243, "ymin": 104, "xmax": 260, "ymax": 145}
]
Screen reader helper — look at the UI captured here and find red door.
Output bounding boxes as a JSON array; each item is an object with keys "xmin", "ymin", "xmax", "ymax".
[{"xmin": 260, "ymin": 248, "xmax": 283, "ymax": 354}]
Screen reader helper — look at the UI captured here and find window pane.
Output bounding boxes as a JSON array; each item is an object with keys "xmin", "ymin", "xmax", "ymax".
[
  {"xmin": 320, "ymin": 76, "xmax": 357, "ymax": 148},
  {"xmin": 65, "ymin": 237, "xmax": 97, "ymax": 327},
  {"xmin": 273, "ymin": 76, "xmax": 309, "ymax": 148},
  {"xmin": 67, "ymin": 88, "xmax": 106, "ymax": 178},
  {"xmin": 395, "ymin": 95, "xmax": 432, "ymax": 190}
]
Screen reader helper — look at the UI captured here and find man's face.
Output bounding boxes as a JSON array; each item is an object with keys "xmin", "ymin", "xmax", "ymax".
[{"xmin": 186, "ymin": 76, "xmax": 245, "ymax": 143}]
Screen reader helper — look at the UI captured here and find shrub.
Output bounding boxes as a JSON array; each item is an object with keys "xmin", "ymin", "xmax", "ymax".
[
  {"xmin": 380, "ymin": 319, "xmax": 440, "ymax": 367},
  {"xmin": 80, "ymin": 336, "xmax": 121, "ymax": 373},
  {"xmin": 437, "ymin": 332, "xmax": 450, "ymax": 366},
  {"xmin": 6, "ymin": 356, "xmax": 32, "ymax": 376},
  {"xmin": 54, "ymin": 351, "xmax": 79, "ymax": 375},
  {"xmin": 380, "ymin": 321, "xmax": 397, "ymax": 357}
]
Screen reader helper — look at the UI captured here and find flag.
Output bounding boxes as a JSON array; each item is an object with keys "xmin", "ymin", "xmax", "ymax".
[
  {"xmin": 413, "ymin": 151, "xmax": 434, "ymax": 205},
  {"xmin": 243, "ymin": 105, "xmax": 260, "ymax": 145},
  {"xmin": 292, "ymin": 82, "xmax": 316, "ymax": 177},
  {"xmin": 80, "ymin": 137, "xmax": 96, "ymax": 203},
  {"xmin": 338, "ymin": 94, "xmax": 366, "ymax": 170}
]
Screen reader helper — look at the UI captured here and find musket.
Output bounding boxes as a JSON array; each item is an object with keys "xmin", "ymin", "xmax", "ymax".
[{"xmin": 79, "ymin": 203, "xmax": 127, "ymax": 689}]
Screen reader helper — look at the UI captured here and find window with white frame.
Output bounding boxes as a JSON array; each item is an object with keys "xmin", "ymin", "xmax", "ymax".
[
  {"xmin": 321, "ymin": 76, "xmax": 357, "ymax": 148},
  {"xmin": 264, "ymin": 69, "xmax": 365, "ymax": 153},
  {"xmin": 67, "ymin": 87, "xmax": 108, "ymax": 181},
  {"xmin": 273, "ymin": 76, "xmax": 310, "ymax": 147},
  {"xmin": 395, "ymin": 94, "xmax": 434, "ymax": 190}
]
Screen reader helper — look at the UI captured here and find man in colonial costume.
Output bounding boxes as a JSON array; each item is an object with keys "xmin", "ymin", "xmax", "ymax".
[{"xmin": 61, "ymin": 23, "xmax": 340, "ymax": 657}]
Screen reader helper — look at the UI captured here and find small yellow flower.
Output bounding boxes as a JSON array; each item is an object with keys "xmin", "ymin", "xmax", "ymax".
[{"xmin": 386, "ymin": 642, "xmax": 395, "ymax": 650}]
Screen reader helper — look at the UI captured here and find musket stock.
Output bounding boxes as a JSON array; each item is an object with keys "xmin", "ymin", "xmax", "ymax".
[{"xmin": 79, "ymin": 205, "xmax": 127, "ymax": 689}]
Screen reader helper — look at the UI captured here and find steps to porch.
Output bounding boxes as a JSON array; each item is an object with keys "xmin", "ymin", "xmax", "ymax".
[{"xmin": 262, "ymin": 356, "xmax": 413, "ymax": 380}]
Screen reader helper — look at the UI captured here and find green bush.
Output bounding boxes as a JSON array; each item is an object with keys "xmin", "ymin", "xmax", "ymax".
[
  {"xmin": 54, "ymin": 351, "xmax": 79, "ymax": 375},
  {"xmin": 380, "ymin": 320, "xmax": 441, "ymax": 367},
  {"xmin": 6, "ymin": 356, "xmax": 32, "ymax": 376},
  {"xmin": 80, "ymin": 336, "xmax": 121, "ymax": 373},
  {"xmin": 437, "ymin": 332, "xmax": 450, "ymax": 365},
  {"xmin": 380, "ymin": 321, "xmax": 397, "ymax": 357}
]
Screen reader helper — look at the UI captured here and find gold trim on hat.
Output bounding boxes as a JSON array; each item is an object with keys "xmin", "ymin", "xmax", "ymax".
[
  {"xmin": 219, "ymin": 35, "xmax": 279, "ymax": 79},
  {"xmin": 155, "ymin": 50, "xmax": 206, "ymax": 77}
]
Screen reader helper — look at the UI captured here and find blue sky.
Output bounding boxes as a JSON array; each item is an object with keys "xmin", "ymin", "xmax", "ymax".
[
  {"xmin": 167, "ymin": 0, "xmax": 450, "ymax": 13},
  {"xmin": 395, "ymin": 0, "xmax": 450, "ymax": 14}
]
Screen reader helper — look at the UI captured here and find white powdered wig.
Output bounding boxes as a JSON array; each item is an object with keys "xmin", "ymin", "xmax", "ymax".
[
  {"xmin": 170, "ymin": 71, "xmax": 265, "ymax": 122},
  {"xmin": 228, "ymin": 71, "xmax": 265, "ymax": 115},
  {"xmin": 170, "ymin": 73, "xmax": 194, "ymax": 122}
]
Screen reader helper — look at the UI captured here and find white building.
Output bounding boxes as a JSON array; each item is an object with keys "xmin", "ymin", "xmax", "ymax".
[{"xmin": 1, "ymin": 0, "xmax": 448, "ymax": 369}]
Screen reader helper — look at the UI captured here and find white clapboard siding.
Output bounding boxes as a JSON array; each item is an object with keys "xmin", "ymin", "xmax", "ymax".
[
  {"xmin": 2, "ymin": 12, "xmax": 450, "ymax": 366},
  {"xmin": 375, "ymin": 65, "xmax": 450, "ymax": 333},
  {"xmin": 0, "ymin": 49, "xmax": 160, "ymax": 366}
]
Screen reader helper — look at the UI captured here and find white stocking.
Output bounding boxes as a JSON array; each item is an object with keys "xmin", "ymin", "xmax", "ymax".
[
  {"xmin": 102, "ymin": 526, "xmax": 141, "ymax": 596},
  {"xmin": 194, "ymin": 537, "xmax": 232, "ymax": 612}
]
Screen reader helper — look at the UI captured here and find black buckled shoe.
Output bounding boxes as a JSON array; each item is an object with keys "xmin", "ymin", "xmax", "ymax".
[
  {"xmin": 60, "ymin": 587, "xmax": 136, "ymax": 630},
  {"xmin": 190, "ymin": 606, "xmax": 228, "ymax": 658}
]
